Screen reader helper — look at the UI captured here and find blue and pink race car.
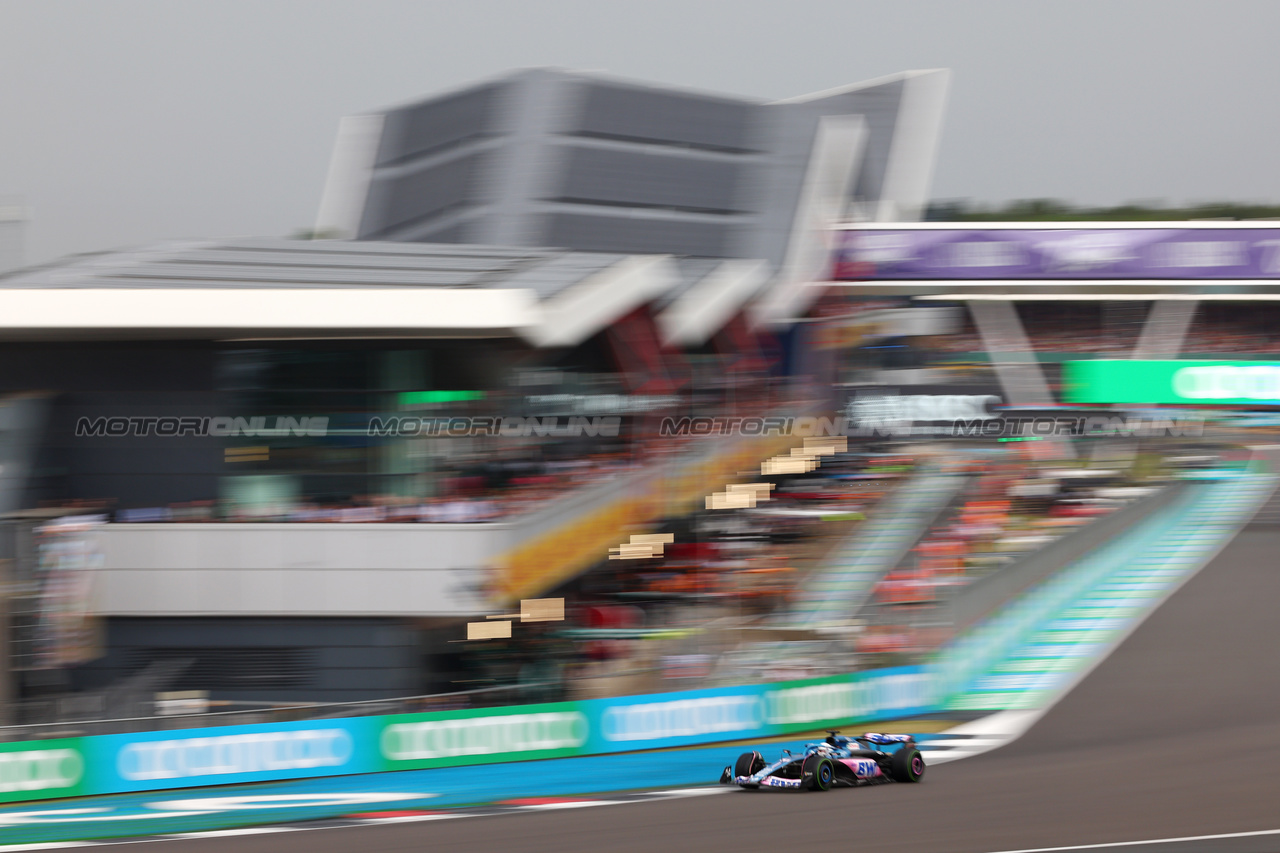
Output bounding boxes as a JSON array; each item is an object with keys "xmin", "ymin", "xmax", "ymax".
[{"xmin": 719, "ymin": 731, "xmax": 925, "ymax": 791}]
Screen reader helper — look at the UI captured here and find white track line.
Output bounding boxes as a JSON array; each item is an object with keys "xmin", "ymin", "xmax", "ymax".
[
  {"xmin": 351, "ymin": 813, "xmax": 464, "ymax": 824},
  {"xmin": 0, "ymin": 788, "xmax": 727, "ymax": 850},
  {"xmin": 984, "ymin": 827, "xmax": 1280, "ymax": 852},
  {"xmin": 514, "ymin": 801, "xmax": 613, "ymax": 811},
  {"xmin": 922, "ymin": 710, "xmax": 1046, "ymax": 764},
  {"xmin": 167, "ymin": 828, "xmax": 296, "ymax": 839}
]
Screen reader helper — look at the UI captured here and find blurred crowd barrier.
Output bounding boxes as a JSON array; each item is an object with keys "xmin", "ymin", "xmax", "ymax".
[{"xmin": 857, "ymin": 453, "xmax": 1192, "ymax": 659}]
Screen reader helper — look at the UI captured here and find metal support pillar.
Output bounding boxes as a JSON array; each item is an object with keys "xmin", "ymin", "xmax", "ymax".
[
  {"xmin": 1131, "ymin": 300, "xmax": 1199, "ymax": 359},
  {"xmin": 967, "ymin": 299, "xmax": 1074, "ymax": 459},
  {"xmin": 966, "ymin": 300, "xmax": 1057, "ymax": 407}
]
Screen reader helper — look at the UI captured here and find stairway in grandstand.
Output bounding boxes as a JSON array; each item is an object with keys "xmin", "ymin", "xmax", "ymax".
[
  {"xmin": 1246, "ymin": 453, "xmax": 1280, "ymax": 528},
  {"xmin": 1249, "ymin": 492, "xmax": 1280, "ymax": 527},
  {"xmin": 778, "ymin": 464, "xmax": 972, "ymax": 629},
  {"xmin": 936, "ymin": 471, "xmax": 1279, "ymax": 714}
]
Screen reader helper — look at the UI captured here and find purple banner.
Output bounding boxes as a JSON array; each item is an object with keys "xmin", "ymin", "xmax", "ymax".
[{"xmin": 832, "ymin": 228, "xmax": 1280, "ymax": 280}]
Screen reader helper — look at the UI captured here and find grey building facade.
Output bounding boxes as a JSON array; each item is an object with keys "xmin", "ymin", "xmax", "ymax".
[{"xmin": 315, "ymin": 68, "xmax": 950, "ymax": 312}]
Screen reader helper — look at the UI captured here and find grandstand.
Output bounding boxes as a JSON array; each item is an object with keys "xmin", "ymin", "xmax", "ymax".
[{"xmin": 0, "ymin": 68, "xmax": 950, "ymax": 717}]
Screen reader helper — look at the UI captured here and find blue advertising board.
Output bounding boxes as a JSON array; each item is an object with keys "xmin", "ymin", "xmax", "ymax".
[
  {"xmin": 86, "ymin": 718, "xmax": 379, "ymax": 794},
  {"xmin": 583, "ymin": 666, "xmax": 936, "ymax": 753}
]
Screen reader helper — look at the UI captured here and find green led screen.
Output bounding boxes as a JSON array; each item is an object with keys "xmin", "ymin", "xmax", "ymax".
[{"xmin": 1063, "ymin": 360, "xmax": 1280, "ymax": 405}]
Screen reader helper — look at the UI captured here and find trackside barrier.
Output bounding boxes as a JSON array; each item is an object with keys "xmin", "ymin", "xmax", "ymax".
[{"xmin": 0, "ymin": 666, "xmax": 939, "ymax": 805}]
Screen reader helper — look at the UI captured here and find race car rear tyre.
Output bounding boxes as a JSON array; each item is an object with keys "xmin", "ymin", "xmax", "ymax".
[
  {"xmin": 889, "ymin": 747, "xmax": 925, "ymax": 783},
  {"xmin": 803, "ymin": 756, "xmax": 834, "ymax": 791},
  {"xmin": 735, "ymin": 751, "xmax": 765, "ymax": 778}
]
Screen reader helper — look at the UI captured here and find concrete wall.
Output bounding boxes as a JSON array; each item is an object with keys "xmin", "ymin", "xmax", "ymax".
[
  {"xmin": 89, "ymin": 465, "xmax": 651, "ymax": 617},
  {"xmin": 91, "ymin": 523, "xmax": 497, "ymax": 617}
]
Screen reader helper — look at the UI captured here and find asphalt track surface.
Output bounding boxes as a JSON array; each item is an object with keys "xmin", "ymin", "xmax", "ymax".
[{"xmin": 105, "ymin": 525, "xmax": 1280, "ymax": 853}]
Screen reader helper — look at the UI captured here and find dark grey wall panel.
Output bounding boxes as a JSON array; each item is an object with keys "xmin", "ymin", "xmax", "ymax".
[
  {"xmin": 0, "ymin": 342, "xmax": 219, "ymax": 394},
  {"xmin": 573, "ymin": 82, "xmax": 756, "ymax": 152},
  {"xmin": 555, "ymin": 147, "xmax": 745, "ymax": 213},
  {"xmin": 360, "ymin": 152, "xmax": 488, "ymax": 238},
  {"xmin": 0, "ymin": 344, "xmax": 224, "ymax": 509},
  {"xmin": 50, "ymin": 391, "xmax": 226, "ymax": 509},
  {"xmin": 733, "ymin": 107, "xmax": 809, "ymax": 268},
  {"xmin": 544, "ymin": 212, "xmax": 732, "ymax": 257},
  {"xmin": 75, "ymin": 617, "xmax": 423, "ymax": 703},
  {"xmin": 375, "ymin": 84, "xmax": 502, "ymax": 167}
]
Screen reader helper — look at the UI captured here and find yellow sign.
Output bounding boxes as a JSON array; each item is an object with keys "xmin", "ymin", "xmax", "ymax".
[
  {"xmin": 814, "ymin": 319, "xmax": 882, "ymax": 351},
  {"xmin": 491, "ymin": 433, "xmax": 800, "ymax": 605},
  {"xmin": 492, "ymin": 489, "xmax": 657, "ymax": 604}
]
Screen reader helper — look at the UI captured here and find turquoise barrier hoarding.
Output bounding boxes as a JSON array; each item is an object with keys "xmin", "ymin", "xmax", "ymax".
[
  {"xmin": 0, "ymin": 665, "xmax": 939, "ymax": 804},
  {"xmin": 583, "ymin": 667, "xmax": 936, "ymax": 754}
]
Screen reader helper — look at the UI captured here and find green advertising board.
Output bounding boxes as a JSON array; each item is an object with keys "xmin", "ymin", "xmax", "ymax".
[
  {"xmin": 1064, "ymin": 360, "xmax": 1280, "ymax": 405},
  {"xmin": 0, "ymin": 737, "xmax": 88, "ymax": 804},
  {"xmin": 376, "ymin": 701, "xmax": 590, "ymax": 771}
]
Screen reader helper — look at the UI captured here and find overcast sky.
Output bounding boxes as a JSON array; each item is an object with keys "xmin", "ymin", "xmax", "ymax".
[{"xmin": 2, "ymin": 0, "xmax": 1279, "ymax": 264}]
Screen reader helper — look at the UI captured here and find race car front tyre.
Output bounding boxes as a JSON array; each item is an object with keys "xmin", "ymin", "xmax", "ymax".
[
  {"xmin": 803, "ymin": 755, "xmax": 834, "ymax": 791},
  {"xmin": 889, "ymin": 747, "xmax": 925, "ymax": 783},
  {"xmin": 735, "ymin": 751, "xmax": 765, "ymax": 779}
]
